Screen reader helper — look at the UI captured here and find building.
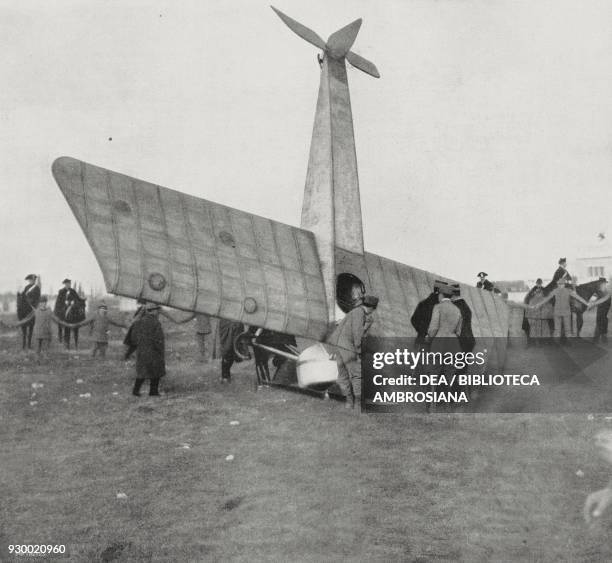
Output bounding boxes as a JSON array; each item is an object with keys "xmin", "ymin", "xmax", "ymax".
[{"xmin": 571, "ymin": 234, "xmax": 612, "ymax": 283}]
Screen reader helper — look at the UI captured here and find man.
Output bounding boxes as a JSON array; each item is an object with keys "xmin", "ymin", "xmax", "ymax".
[
  {"xmin": 588, "ymin": 278, "xmax": 611, "ymax": 343},
  {"xmin": 54, "ymin": 278, "xmax": 79, "ymax": 344},
  {"xmin": 411, "ymin": 288, "xmax": 440, "ymax": 348},
  {"xmin": 476, "ymin": 272, "xmax": 495, "ymax": 292},
  {"xmin": 327, "ymin": 295, "xmax": 379, "ymax": 409},
  {"xmin": 17, "ymin": 274, "xmax": 41, "ymax": 349},
  {"xmin": 531, "ymin": 275, "xmax": 589, "ymax": 343},
  {"xmin": 523, "ymin": 279, "xmax": 552, "ymax": 346},
  {"xmin": 427, "ymin": 283, "xmax": 462, "ymax": 411},
  {"xmin": 124, "ymin": 302, "xmax": 166, "ymax": 397},
  {"xmin": 451, "ymin": 284, "xmax": 475, "ymax": 353},
  {"xmin": 427, "ymin": 283, "xmax": 462, "ymax": 353},
  {"xmin": 219, "ymin": 318, "xmax": 245, "ymax": 383},
  {"xmin": 543, "ymin": 258, "xmax": 570, "ymax": 295}
]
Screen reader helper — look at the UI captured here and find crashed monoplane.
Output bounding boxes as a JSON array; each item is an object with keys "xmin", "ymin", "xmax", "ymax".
[{"xmin": 51, "ymin": 7, "xmax": 509, "ymax": 373}]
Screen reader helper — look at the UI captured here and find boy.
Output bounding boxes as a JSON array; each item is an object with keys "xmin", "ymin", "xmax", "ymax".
[
  {"xmin": 33, "ymin": 295, "xmax": 53, "ymax": 354},
  {"xmin": 90, "ymin": 303, "xmax": 110, "ymax": 358}
]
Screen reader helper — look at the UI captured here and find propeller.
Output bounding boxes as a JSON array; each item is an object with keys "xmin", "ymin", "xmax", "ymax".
[{"xmin": 271, "ymin": 6, "xmax": 380, "ymax": 78}]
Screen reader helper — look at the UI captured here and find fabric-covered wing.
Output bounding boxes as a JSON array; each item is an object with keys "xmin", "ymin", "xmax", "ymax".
[
  {"xmin": 360, "ymin": 252, "xmax": 508, "ymax": 339},
  {"xmin": 52, "ymin": 157, "xmax": 329, "ymax": 340}
]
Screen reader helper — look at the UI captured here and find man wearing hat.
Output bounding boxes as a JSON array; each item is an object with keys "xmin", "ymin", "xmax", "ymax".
[
  {"xmin": 426, "ymin": 282, "xmax": 463, "ymax": 411},
  {"xmin": 451, "ymin": 284, "xmax": 475, "ymax": 353},
  {"xmin": 544, "ymin": 258, "xmax": 571, "ymax": 295},
  {"xmin": 17, "ymin": 274, "xmax": 41, "ymax": 349},
  {"xmin": 476, "ymin": 272, "xmax": 495, "ymax": 292},
  {"xmin": 327, "ymin": 295, "xmax": 379, "ymax": 409},
  {"xmin": 124, "ymin": 302, "xmax": 166, "ymax": 396},
  {"xmin": 54, "ymin": 278, "xmax": 79, "ymax": 345},
  {"xmin": 427, "ymin": 282, "xmax": 462, "ymax": 347}
]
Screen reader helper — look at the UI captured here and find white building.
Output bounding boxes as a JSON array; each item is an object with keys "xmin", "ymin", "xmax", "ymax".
[{"xmin": 570, "ymin": 235, "xmax": 612, "ymax": 284}]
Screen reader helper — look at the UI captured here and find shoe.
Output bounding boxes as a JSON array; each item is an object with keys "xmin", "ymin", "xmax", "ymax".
[{"xmin": 132, "ymin": 391, "xmax": 141, "ymax": 397}]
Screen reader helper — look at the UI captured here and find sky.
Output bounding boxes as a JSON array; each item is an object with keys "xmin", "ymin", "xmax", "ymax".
[{"xmin": 1, "ymin": 0, "xmax": 611, "ymax": 295}]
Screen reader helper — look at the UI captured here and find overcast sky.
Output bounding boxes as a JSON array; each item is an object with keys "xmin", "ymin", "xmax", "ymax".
[{"xmin": 1, "ymin": 0, "xmax": 611, "ymax": 295}]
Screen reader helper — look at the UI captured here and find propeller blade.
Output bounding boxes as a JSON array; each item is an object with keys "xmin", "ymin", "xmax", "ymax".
[
  {"xmin": 346, "ymin": 50, "xmax": 380, "ymax": 78},
  {"xmin": 271, "ymin": 6, "xmax": 326, "ymax": 50},
  {"xmin": 326, "ymin": 18, "xmax": 362, "ymax": 59}
]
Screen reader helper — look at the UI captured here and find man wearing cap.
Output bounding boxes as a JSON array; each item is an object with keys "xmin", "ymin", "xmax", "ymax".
[
  {"xmin": 124, "ymin": 302, "xmax": 166, "ymax": 396},
  {"xmin": 54, "ymin": 278, "xmax": 79, "ymax": 345},
  {"xmin": 90, "ymin": 303, "xmax": 110, "ymax": 358},
  {"xmin": 327, "ymin": 295, "xmax": 379, "ymax": 409},
  {"xmin": 476, "ymin": 272, "xmax": 495, "ymax": 292},
  {"xmin": 17, "ymin": 274, "xmax": 41, "ymax": 349}
]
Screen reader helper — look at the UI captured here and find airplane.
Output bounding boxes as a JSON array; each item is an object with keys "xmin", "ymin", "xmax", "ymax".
[{"xmin": 51, "ymin": 7, "xmax": 509, "ymax": 379}]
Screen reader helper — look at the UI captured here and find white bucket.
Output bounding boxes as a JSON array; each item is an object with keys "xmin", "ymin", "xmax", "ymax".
[{"xmin": 296, "ymin": 343, "xmax": 338, "ymax": 388}]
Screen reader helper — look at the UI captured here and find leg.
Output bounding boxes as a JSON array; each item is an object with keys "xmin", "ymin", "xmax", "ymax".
[
  {"xmin": 21, "ymin": 325, "xmax": 27, "ymax": 349},
  {"xmin": 92, "ymin": 342, "xmax": 98, "ymax": 357},
  {"xmin": 347, "ymin": 359, "xmax": 362, "ymax": 408},
  {"xmin": 336, "ymin": 360, "xmax": 354, "ymax": 407},
  {"xmin": 74, "ymin": 328, "xmax": 79, "ymax": 349},
  {"xmin": 149, "ymin": 378, "xmax": 160, "ymax": 396},
  {"xmin": 553, "ymin": 316, "xmax": 562, "ymax": 342},
  {"xmin": 132, "ymin": 378, "xmax": 145, "ymax": 396},
  {"xmin": 99, "ymin": 343, "xmax": 107, "ymax": 359},
  {"xmin": 221, "ymin": 351, "xmax": 234, "ymax": 381},
  {"xmin": 64, "ymin": 327, "xmax": 71, "ymax": 349},
  {"xmin": 576, "ymin": 310, "xmax": 584, "ymax": 337},
  {"xmin": 26, "ymin": 321, "xmax": 34, "ymax": 349},
  {"xmin": 37, "ymin": 338, "xmax": 43, "ymax": 354},
  {"xmin": 197, "ymin": 333, "xmax": 207, "ymax": 361}
]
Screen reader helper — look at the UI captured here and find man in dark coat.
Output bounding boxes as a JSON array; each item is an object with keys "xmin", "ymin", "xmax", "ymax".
[
  {"xmin": 54, "ymin": 278, "xmax": 79, "ymax": 344},
  {"xmin": 219, "ymin": 318, "xmax": 245, "ymax": 382},
  {"xmin": 589, "ymin": 278, "xmax": 612, "ymax": 343},
  {"xmin": 544, "ymin": 258, "xmax": 570, "ymax": 295},
  {"xmin": 124, "ymin": 303, "xmax": 166, "ymax": 397},
  {"xmin": 17, "ymin": 274, "xmax": 41, "ymax": 349},
  {"xmin": 451, "ymin": 284, "xmax": 476, "ymax": 352},
  {"xmin": 411, "ymin": 290, "xmax": 440, "ymax": 348}
]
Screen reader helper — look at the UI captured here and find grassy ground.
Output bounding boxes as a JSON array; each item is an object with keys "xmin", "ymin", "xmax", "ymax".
[{"xmin": 2, "ymin": 319, "xmax": 612, "ymax": 562}]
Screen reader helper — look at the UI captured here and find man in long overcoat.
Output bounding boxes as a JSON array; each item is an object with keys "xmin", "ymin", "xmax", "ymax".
[
  {"xmin": 54, "ymin": 278, "xmax": 79, "ymax": 344},
  {"xmin": 124, "ymin": 303, "xmax": 166, "ymax": 396},
  {"xmin": 18, "ymin": 274, "xmax": 41, "ymax": 349}
]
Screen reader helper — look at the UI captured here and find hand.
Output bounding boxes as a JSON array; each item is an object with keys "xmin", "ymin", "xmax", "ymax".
[{"xmin": 584, "ymin": 487, "xmax": 612, "ymax": 523}]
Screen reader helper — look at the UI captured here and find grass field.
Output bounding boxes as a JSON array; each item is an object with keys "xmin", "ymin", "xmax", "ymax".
[{"xmin": 2, "ymin": 318, "xmax": 612, "ymax": 562}]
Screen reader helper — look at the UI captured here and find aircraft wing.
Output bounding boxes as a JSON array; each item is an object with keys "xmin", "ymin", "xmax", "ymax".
[
  {"xmin": 336, "ymin": 248, "xmax": 509, "ymax": 339},
  {"xmin": 52, "ymin": 157, "xmax": 329, "ymax": 340}
]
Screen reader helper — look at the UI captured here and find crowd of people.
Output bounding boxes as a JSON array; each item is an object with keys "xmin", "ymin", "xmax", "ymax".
[{"xmin": 9, "ymin": 257, "xmax": 612, "ymax": 407}]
